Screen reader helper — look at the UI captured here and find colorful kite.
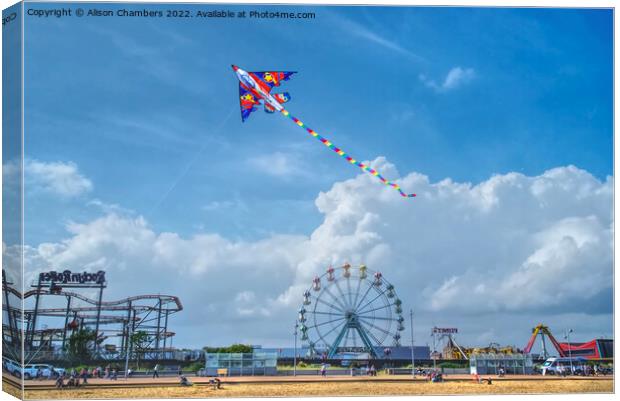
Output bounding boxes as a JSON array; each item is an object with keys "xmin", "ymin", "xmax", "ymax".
[{"xmin": 232, "ymin": 65, "xmax": 416, "ymax": 198}]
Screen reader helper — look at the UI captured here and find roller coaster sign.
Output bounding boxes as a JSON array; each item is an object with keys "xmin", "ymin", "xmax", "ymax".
[
  {"xmin": 432, "ymin": 327, "xmax": 458, "ymax": 334},
  {"xmin": 38, "ymin": 270, "xmax": 107, "ymax": 285}
]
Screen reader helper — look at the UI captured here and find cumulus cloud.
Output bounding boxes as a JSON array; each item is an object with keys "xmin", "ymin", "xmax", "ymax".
[
  {"xmin": 420, "ymin": 66, "xmax": 475, "ymax": 93},
  {"xmin": 4, "ymin": 159, "xmax": 93, "ymax": 198},
  {"xmin": 16, "ymin": 160, "xmax": 613, "ymax": 347}
]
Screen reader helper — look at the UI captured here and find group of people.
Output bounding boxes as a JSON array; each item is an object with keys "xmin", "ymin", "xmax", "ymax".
[
  {"xmin": 557, "ymin": 364, "xmax": 599, "ymax": 376},
  {"xmin": 55, "ymin": 373, "xmax": 81, "ymax": 389},
  {"xmin": 54, "ymin": 366, "xmax": 120, "ymax": 389},
  {"xmin": 426, "ymin": 370, "xmax": 444, "ymax": 383},
  {"xmin": 570, "ymin": 364, "xmax": 603, "ymax": 376},
  {"xmin": 54, "ymin": 363, "xmax": 198, "ymax": 389}
]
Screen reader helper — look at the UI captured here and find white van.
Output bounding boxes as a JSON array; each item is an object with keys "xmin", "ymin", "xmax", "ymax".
[{"xmin": 541, "ymin": 357, "xmax": 587, "ymax": 375}]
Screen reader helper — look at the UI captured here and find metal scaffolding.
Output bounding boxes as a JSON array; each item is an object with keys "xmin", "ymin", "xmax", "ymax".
[{"xmin": 2, "ymin": 270, "xmax": 183, "ymax": 363}]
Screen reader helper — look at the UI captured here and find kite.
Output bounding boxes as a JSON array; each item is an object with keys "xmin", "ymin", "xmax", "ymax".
[{"xmin": 232, "ymin": 65, "xmax": 416, "ymax": 198}]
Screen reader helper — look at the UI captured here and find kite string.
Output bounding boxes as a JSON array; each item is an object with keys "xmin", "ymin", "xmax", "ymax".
[
  {"xmin": 147, "ymin": 106, "xmax": 236, "ymax": 217},
  {"xmin": 279, "ymin": 108, "xmax": 416, "ymax": 198}
]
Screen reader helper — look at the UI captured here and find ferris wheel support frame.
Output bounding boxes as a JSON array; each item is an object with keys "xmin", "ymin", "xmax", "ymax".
[{"xmin": 327, "ymin": 314, "xmax": 377, "ymax": 358}]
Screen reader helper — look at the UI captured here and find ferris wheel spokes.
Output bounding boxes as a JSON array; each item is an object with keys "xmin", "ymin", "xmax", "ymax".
[
  {"xmin": 332, "ymin": 277, "xmax": 351, "ymax": 310},
  {"xmin": 359, "ymin": 316, "xmax": 403, "ymax": 346},
  {"xmin": 352, "ymin": 270, "xmax": 363, "ymax": 308},
  {"xmin": 311, "ymin": 310, "xmax": 345, "ymax": 317},
  {"xmin": 353, "ymin": 280, "xmax": 376, "ymax": 311},
  {"xmin": 358, "ymin": 302, "xmax": 396, "ymax": 316},
  {"xmin": 358, "ymin": 320, "xmax": 383, "ymax": 345},
  {"xmin": 346, "ymin": 274, "xmax": 352, "ymax": 308},
  {"xmin": 307, "ymin": 316, "xmax": 347, "ymax": 329},
  {"xmin": 316, "ymin": 318, "xmax": 348, "ymax": 344},
  {"xmin": 298, "ymin": 263, "xmax": 405, "ymax": 359},
  {"xmin": 356, "ymin": 287, "xmax": 390, "ymax": 314},
  {"xmin": 314, "ymin": 295, "xmax": 346, "ymax": 313},
  {"xmin": 320, "ymin": 285, "xmax": 349, "ymax": 311},
  {"xmin": 359, "ymin": 317, "xmax": 392, "ymax": 337},
  {"xmin": 357, "ymin": 315, "xmax": 399, "ymax": 321}
]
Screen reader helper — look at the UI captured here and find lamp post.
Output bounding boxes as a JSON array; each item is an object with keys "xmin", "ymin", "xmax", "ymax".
[
  {"xmin": 294, "ymin": 321, "xmax": 299, "ymax": 377},
  {"xmin": 564, "ymin": 329, "xmax": 573, "ymax": 375},
  {"xmin": 410, "ymin": 309, "xmax": 415, "ymax": 378},
  {"xmin": 124, "ymin": 308, "xmax": 135, "ymax": 380},
  {"xmin": 432, "ymin": 329, "xmax": 437, "ymax": 370}
]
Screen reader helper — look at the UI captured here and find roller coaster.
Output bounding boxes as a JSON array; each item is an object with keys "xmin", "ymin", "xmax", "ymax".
[{"xmin": 2, "ymin": 270, "xmax": 183, "ymax": 363}]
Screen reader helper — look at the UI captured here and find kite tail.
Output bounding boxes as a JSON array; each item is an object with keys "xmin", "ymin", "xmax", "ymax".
[{"xmin": 280, "ymin": 108, "xmax": 416, "ymax": 198}]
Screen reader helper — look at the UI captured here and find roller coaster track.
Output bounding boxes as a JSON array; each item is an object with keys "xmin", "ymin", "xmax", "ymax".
[
  {"xmin": 3, "ymin": 281, "xmax": 183, "ymax": 361},
  {"xmin": 4, "ymin": 287, "xmax": 183, "ymax": 312}
]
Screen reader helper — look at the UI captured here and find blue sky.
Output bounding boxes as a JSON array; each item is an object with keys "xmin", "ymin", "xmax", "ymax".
[
  {"xmin": 3, "ymin": 2, "xmax": 22, "ymax": 248},
  {"xmin": 23, "ymin": 5, "xmax": 612, "ymax": 242},
  {"xmin": 13, "ymin": 4, "xmax": 614, "ymax": 349}
]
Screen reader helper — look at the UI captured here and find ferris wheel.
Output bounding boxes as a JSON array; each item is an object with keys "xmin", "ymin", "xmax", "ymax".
[{"xmin": 297, "ymin": 263, "xmax": 405, "ymax": 359}]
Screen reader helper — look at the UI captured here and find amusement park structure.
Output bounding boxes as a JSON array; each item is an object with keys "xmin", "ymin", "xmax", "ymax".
[
  {"xmin": 523, "ymin": 323, "xmax": 612, "ymax": 360},
  {"xmin": 434, "ymin": 327, "xmax": 519, "ymax": 360},
  {"xmin": 297, "ymin": 263, "xmax": 405, "ymax": 359},
  {"xmin": 2, "ymin": 270, "xmax": 183, "ymax": 363},
  {"xmin": 523, "ymin": 324, "xmax": 562, "ymax": 359}
]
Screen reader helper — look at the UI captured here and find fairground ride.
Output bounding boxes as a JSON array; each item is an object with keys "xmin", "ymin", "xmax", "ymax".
[
  {"xmin": 2, "ymin": 270, "xmax": 183, "ymax": 364},
  {"xmin": 297, "ymin": 263, "xmax": 405, "ymax": 359},
  {"xmin": 523, "ymin": 323, "xmax": 612, "ymax": 360}
]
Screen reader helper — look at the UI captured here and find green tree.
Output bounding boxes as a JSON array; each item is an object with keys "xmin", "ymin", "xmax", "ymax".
[
  {"xmin": 130, "ymin": 331, "xmax": 152, "ymax": 369},
  {"xmin": 226, "ymin": 344, "xmax": 253, "ymax": 353},
  {"xmin": 202, "ymin": 344, "xmax": 253, "ymax": 354},
  {"xmin": 65, "ymin": 328, "xmax": 96, "ymax": 362}
]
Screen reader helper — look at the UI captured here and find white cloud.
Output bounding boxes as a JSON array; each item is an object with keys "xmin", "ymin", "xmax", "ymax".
[
  {"xmin": 202, "ymin": 198, "xmax": 248, "ymax": 213},
  {"xmin": 420, "ymin": 66, "xmax": 476, "ymax": 93},
  {"xmin": 87, "ymin": 199, "xmax": 133, "ymax": 215},
  {"xmin": 235, "ymin": 291, "xmax": 271, "ymax": 317},
  {"xmin": 203, "ymin": 200, "xmax": 235, "ymax": 211},
  {"xmin": 247, "ymin": 151, "xmax": 305, "ymax": 178},
  {"xmin": 16, "ymin": 161, "xmax": 612, "ymax": 347},
  {"xmin": 4, "ymin": 159, "xmax": 93, "ymax": 198}
]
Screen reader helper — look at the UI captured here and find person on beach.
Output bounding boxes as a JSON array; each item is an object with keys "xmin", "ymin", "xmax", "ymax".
[{"xmin": 55, "ymin": 374, "xmax": 65, "ymax": 389}]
